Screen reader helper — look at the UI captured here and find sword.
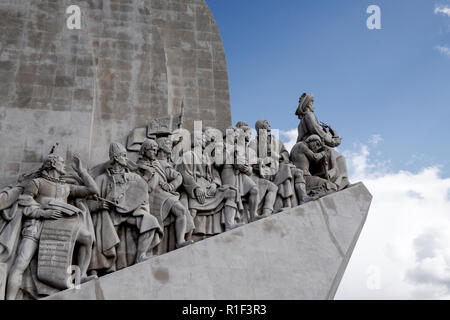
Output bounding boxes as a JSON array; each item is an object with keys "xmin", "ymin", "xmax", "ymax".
[{"xmin": 93, "ymin": 195, "xmax": 128, "ymax": 211}]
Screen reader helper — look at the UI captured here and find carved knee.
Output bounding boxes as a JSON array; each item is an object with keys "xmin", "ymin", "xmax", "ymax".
[
  {"xmin": 172, "ymin": 202, "xmax": 187, "ymax": 218},
  {"xmin": 77, "ymin": 229, "xmax": 94, "ymax": 246}
]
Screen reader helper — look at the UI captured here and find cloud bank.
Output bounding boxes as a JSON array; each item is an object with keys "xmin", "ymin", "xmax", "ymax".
[
  {"xmin": 435, "ymin": 5, "xmax": 450, "ymax": 17},
  {"xmin": 280, "ymin": 130, "xmax": 450, "ymax": 299},
  {"xmin": 435, "ymin": 45, "xmax": 450, "ymax": 57}
]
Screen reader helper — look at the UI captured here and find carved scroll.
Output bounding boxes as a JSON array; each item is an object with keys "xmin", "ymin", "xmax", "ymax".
[{"xmin": 37, "ymin": 216, "xmax": 81, "ymax": 289}]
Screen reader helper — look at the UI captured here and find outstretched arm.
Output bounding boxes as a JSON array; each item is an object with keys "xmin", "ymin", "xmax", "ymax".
[{"xmin": 69, "ymin": 156, "xmax": 100, "ymax": 198}]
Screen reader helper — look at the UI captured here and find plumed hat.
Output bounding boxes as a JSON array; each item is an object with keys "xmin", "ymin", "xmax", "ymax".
[{"xmin": 296, "ymin": 93, "xmax": 314, "ymax": 116}]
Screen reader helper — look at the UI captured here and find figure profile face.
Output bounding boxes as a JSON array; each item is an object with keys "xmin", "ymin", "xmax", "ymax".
[
  {"xmin": 308, "ymin": 139, "xmax": 322, "ymax": 153},
  {"xmin": 193, "ymin": 133, "xmax": 206, "ymax": 149},
  {"xmin": 145, "ymin": 146, "xmax": 158, "ymax": 160},
  {"xmin": 242, "ymin": 126, "xmax": 252, "ymax": 142},
  {"xmin": 114, "ymin": 151, "xmax": 128, "ymax": 166},
  {"xmin": 263, "ymin": 120, "xmax": 271, "ymax": 132},
  {"xmin": 160, "ymin": 138, "xmax": 172, "ymax": 154},
  {"xmin": 52, "ymin": 156, "xmax": 67, "ymax": 175},
  {"xmin": 307, "ymin": 99, "xmax": 315, "ymax": 112}
]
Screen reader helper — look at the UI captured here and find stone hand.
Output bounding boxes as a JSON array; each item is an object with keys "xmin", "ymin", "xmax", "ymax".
[
  {"xmin": 71, "ymin": 155, "xmax": 85, "ymax": 173},
  {"xmin": 235, "ymin": 164, "xmax": 249, "ymax": 173},
  {"xmin": 42, "ymin": 209, "xmax": 63, "ymax": 220},
  {"xmin": 206, "ymin": 183, "xmax": 217, "ymax": 197},
  {"xmin": 195, "ymin": 188, "xmax": 206, "ymax": 204},
  {"xmin": 160, "ymin": 182, "xmax": 174, "ymax": 192},
  {"xmin": 101, "ymin": 200, "xmax": 110, "ymax": 210}
]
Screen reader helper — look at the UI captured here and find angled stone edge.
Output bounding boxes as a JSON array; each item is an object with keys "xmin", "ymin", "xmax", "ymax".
[{"xmin": 45, "ymin": 182, "xmax": 372, "ymax": 300}]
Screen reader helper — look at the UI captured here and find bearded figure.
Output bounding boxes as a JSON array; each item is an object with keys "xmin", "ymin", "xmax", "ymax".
[
  {"xmin": 5, "ymin": 154, "xmax": 99, "ymax": 300},
  {"xmin": 137, "ymin": 138, "xmax": 194, "ymax": 254},
  {"xmin": 248, "ymin": 120, "xmax": 314, "ymax": 212},
  {"xmin": 88, "ymin": 142, "xmax": 163, "ymax": 275},
  {"xmin": 177, "ymin": 129, "xmax": 241, "ymax": 241},
  {"xmin": 295, "ymin": 93, "xmax": 342, "ymax": 147}
]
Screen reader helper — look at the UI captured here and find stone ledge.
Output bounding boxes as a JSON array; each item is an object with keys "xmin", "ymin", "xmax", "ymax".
[{"xmin": 45, "ymin": 182, "xmax": 372, "ymax": 300}]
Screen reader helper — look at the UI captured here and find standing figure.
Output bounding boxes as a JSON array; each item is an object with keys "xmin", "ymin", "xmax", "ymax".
[
  {"xmin": 235, "ymin": 122, "xmax": 278, "ymax": 219},
  {"xmin": 248, "ymin": 120, "xmax": 314, "ymax": 212},
  {"xmin": 137, "ymin": 138, "xmax": 194, "ymax": 254},
  {"xmin": 88, "ymin": 142, "xmax": 163, "ymax": 275},
  {"xmin": 6, "ymin": 154, "xmax": 99, "ymax": 300},
  {"xmin": 224, "ymin": 122, "xmax": 266, "ymax": 222},
  {"xmin": 177, "ymin": 129, "xmax": 240, "ymax": 241},
  {"xmin": 295, "ymin": 93, "xmax": 342, "ymax": 147}
]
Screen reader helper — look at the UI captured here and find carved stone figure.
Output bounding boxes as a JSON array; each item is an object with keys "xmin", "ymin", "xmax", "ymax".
[
  {"xmin": 88, "ymin": 143, "xmax": 163, "ymax": 275},
  {"xmin": 6, "ymin": 154, "xmax": 99, "ymax": 300},
  {"xmin": 137, "ymin": 139, "xmax": 194, "ymax": 254},
  {"xmin": 290, "ymin": 136, "xmax": 337, "ymax": 197},
  {"xmin": 0, "ymin": 184, "xmax": 26, "ymax": 300},
  {"xmin": 295, "ymin": 93, "xmax": 342, "ymax": 147},
  {"xmin": 220, "ymin": 125, "xmax": 260, "ymax": 223},
  {"xmin": 0, "ymin": 185, "xmax": 25, "ymax": 263},
  {"xmin": 291, "ymin": 135, "xmax": 349, "ymax": 193},
  {"xmin": 248, "ymin": 120, "xmax": 314, "ymax": 212},
  {"xmin": 293, "ymin": 93, "xmax": 350, "ymax": 192},
  {"xmin": 177, "ymin": 130, "xmax": 241, "ymax": 241}
]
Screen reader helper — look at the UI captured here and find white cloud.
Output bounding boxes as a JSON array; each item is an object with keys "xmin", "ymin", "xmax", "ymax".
[
  {"xmin": 278, "ymin": 129, "xmax": 450, "ymax": 299},
  {"xmin": 280, "ymin": 129, "xmax": 298, "ymax": 152},
  {"xmin": 435, "ymin": 5, "xmax": 450, "ymax": 17},
  {"xmin": 335, "ymin": 142, "xmax": 450, "ymax": 300},
  {"xmin": 435, "ymin": 45, "xmax": 450, "ymax": 57},
  {"xmin": 369, "ymin": 134, "xmax": 383, "ymax": 146}
]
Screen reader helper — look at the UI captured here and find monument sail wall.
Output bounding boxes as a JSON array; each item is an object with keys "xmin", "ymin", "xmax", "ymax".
[{"xmin": 0, "ymin": 0, "xmax": 231, "ymax": 188}]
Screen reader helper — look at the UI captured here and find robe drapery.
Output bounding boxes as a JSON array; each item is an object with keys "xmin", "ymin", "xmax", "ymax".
[
  {"xmin": 177, "ymin": 150, "xmax": 237, "ymax": 239},
  {"xmin": 248, "ymin": 135, "xmax": 300, "ymax": 210},
  {"xmin": 88, "ymin": 170, "xmax": 162, "ymax": 273},
  {"xmin": 137, "ymin": 158, "xmax": 194, "ymax": 254}
]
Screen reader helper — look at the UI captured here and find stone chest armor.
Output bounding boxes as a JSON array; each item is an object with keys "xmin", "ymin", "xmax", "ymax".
[{"xmin": 32, "ymin": 178, "xmax": 71, "ymax": 207}]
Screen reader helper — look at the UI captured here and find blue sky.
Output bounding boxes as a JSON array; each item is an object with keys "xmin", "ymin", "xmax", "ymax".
[{"xmin": 206, "ymin": 0, "xmax": 450, "ymax": 177}]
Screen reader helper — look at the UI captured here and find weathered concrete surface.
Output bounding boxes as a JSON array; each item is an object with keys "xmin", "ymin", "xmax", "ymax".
[
  {"xmin": 46, "ymin": 182, "xmax": 372, "ymax": 300},
  {"xmin": 0, "ymin": 0, "xmax": 231, "ymax": 188}
]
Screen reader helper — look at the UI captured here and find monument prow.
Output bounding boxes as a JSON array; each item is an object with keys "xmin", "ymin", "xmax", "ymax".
[{"xmin": 45, "ymin": 182, "xmax": 371, "ymax": 300}]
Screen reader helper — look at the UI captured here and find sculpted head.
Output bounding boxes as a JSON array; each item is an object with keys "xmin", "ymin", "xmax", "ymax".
[
  {"xmin": 42, "ymin": 154, "xmax": 66, "ymax": 175},
  {"xmin": 305, "ymin": 134, "xmax": 323, "ymax": 153},
  {"xmin": 109, "ymin": 142, "xmax": 128, "ymax": 166},
  {"xmin": 156, "ymin": 137, "xmax": 172, "ymax": 155},
  {"xmin": 192, "ymin": 131, "xmax": 206, "ymax": 149},
  {"xmin": 140, "ymin": 139, "xmax": 159, "ymax": 161},
  {"xmin": 255, "ymin": 120, "xmax": 271, "ymax": 135},
  {"xmin": 236, "ymin": 121, "xmax": 252, "ymax": 142},
  {"xmin": 203, "ymin": 127, "xmax": 222, "ymax": 146},
  {"xmin": 296, "ymin": 93, "xmax": 315, "ymax": 119}
]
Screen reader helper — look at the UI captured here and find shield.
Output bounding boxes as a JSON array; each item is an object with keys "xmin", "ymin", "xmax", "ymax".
[{"xmin": 115, "ymin": 175, "xmax": 149, "ymax": 214}]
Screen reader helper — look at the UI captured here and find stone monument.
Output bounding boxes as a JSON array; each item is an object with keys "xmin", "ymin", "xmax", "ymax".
[
  {"xmin": 0, "ymin": 0, "xmax": 231, "ymax": 187},
  {"xmin": 0, "ymin": 0, "xmax": 371, "ymax": 300}
]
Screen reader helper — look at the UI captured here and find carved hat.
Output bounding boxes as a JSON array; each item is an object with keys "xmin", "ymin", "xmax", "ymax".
[
  {"xmin": 296, "ymin": 93, "xmax": 314, "ymax": 116},
  {"xmin": 109, "ymin": 142, "xmax": 127, "ymax": 159},
  {"xmin": 139, "ymin": 139, "xmax": 158, "ymax": 155},
  {"xmin": 255, "ymin": 120, "xmax": 269, "ymax": 131},
  {"xmin": 235, "ymin": 121, "xmax": 249, "ymax": 129}
]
